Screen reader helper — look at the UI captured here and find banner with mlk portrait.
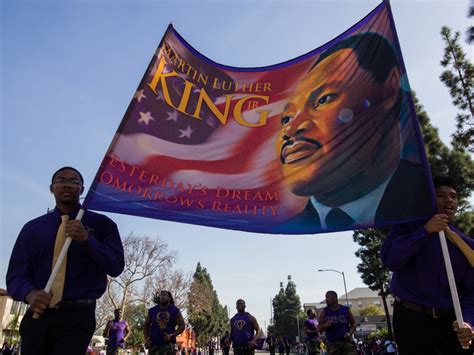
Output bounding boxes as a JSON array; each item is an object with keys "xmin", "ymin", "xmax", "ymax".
[{"xmin": 84, "ymin": 2, "xmax": 436, "ymax": 234}]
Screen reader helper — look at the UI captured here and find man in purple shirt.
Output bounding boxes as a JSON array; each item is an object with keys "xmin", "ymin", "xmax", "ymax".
[
  {"xmin": 381, "ymin": 176, "xmax": 473, "ymax": 354},
  {"xmin": 318, "ymin": 291, "xmax": 356, "ymax": 355},
  {"xmin": 6, "ymin": 167, "xmax": 125, "ymax": 355},
  {"xmin": 144, "ymin": 290, "xmax": 185, "ymax": 355},
  {"xmin": 230, "ymin": 299, "xmax": 260, "ymax": 355},
  {"xmin": 104, "ymin": 308, "xmax": 130, "ymax": 354},
  {"xmin": 303, "ymin": 308, "xmax": 320, "ymax": 355}
]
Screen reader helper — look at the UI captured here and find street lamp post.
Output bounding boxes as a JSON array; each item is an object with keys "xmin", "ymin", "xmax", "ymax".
[{"xmin": 318, "ymin": 269, "xmax": 350, "ymax": 307}]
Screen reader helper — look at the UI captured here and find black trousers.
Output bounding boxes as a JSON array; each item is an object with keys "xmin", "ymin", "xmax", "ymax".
[
  {"xmin": 269, "ymin": 346, "xmax": 275, "ymax": 355},
  {"xmin": 393, "ymin": 301, "xmax": 472, "ymax": 355},
  {"xmin": 20, "ymin": 306, "xmax": 96, "ymax": 355}
]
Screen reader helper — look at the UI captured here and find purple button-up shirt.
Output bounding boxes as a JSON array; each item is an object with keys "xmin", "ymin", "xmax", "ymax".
[
  {"xmin": 381, "ymin": 221, "xmax": 474, "ymax": 324},
  {"xmin": 6, "ymin": 205, "xmax": 124, "ymax": 302}
]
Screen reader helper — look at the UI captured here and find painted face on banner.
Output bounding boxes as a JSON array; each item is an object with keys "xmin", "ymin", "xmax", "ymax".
[{"xmin": 277, "ymin": 48, "xmax": 401, "ymax": 201}]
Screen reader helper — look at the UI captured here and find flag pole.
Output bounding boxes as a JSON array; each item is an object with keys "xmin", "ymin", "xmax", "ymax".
[
  {"xmin": 438, "ymin": 230, "xmax": 469, "ymax": 350},
  {"xmin": 32, "ymin": 209, "xmax": 85, "ymax": 319}
]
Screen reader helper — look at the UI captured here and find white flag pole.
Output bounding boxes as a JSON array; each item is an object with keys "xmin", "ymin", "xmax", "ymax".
[
  {"xmin": 33, "ymin": 209, "xmax": 85, "ymax": 319},
  {"xmin": 438, "ymin": 230, "xmax": 469, "ymax": 350}
]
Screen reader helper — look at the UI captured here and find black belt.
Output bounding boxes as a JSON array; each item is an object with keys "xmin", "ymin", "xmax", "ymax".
[
  {"xmin": 395, "ymin": 297, "xmax": 453, "ymax": 318},
  {"xmin": 53, "ymin": 299, "xmax": 96, "ymax": 309}
]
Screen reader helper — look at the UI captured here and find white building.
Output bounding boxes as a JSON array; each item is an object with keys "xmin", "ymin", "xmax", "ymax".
[
  {"xmin": 0, "ymin": 289, "xmax": 28, "ymax": 345},
  {"xmin": 303, "ymin": 287, "xmax": 395, "ymax": 316}
]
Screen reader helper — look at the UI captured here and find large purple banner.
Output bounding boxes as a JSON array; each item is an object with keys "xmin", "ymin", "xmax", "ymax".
[{"xmin": 84, "ymin": 2, "xmax": 436, "ymax": 234}]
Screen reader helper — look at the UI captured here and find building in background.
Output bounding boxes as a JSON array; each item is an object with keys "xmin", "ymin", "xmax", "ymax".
[
  {"xmin": 0, "ymin": 289, "xmax": 28, "ymax": 345},
  {"xmin": 303, "ymin": 287, "xmax": 395, "ymax": 339},
  {"xmin": 303, "ymin": 287, "xmax": 395, "ymax": 316},
  {"xmin": 176, "ymin": 327, "xmax": 196, "ymax": 351}
]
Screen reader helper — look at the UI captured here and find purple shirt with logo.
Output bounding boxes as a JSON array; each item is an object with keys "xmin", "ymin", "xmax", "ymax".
[
  {"xmin": 321, "ymin": 306, "xmax": 350, "ymax": 343},
  {"xmin": 230, "ymin": 312, "xmax": 254, "ymax": 345},
  {"xmin": 149, "ymin": 304, "xmax": 180, "ymax": 346}
]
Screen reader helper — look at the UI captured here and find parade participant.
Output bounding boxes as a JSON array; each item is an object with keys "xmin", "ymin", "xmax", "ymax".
[
  {"xmin": 278, "ymin": 338, "xmax": 285, "ymax": 355},
  {"xmin": 6, "ymin": 166, "xmax": 124, "ymax": 354},
  {"xmin": 283, "ymin": 336, "xmax": 291, "ymax": 355},
  {"xmin": 221, "ymin": 331, "xmax": 231, "ymax": 355},
  {"xmin": 381, "ymin": 176, "xmax": 474, "ymax": 354},
  {"xmin": 208, "ymin": 339, "xmax": 216, "ymax": 355},
  {"xmin": 318, "ymin": 291, "xmax": 356, "ymax": 355},
  {"xmin": 230, "ymin": 299, "xmax": 260, "ymax": 355},
  {"xmin": 103, "ymin": 308, "xmax": 130, "ymax": 354},
  {"xmin": 144, "ymin": 290, "xmax": 185, "ymax": 355},
  {"xmin": 266, "ymin": 332, "xmax": 276, "ymax": 355},
  {"xmin": 304, "ymin": 308, "xmax": 320, "ymax": 355}
]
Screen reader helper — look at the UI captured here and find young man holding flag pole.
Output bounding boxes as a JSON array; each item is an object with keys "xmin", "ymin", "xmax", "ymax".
[
  {"xmin": 6, "ymin": 166, "xmax": 124, "ymax": 354},
  {"xmin": 381, "ymin": 176, "xmax": 473, "ymax": 353}
]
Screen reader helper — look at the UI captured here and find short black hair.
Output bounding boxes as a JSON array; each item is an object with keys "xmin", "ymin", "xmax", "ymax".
[
  {"xmin": 326, "ymin": 290, "xmax": 338, "ymax": 298},
  {"xmin": 312, "ymin": 32, "xmax": 399, "ymax": 85},
  {"xmin": 51, "ymin": 166, "xmax": 84, "ymax": 185},
  {"xmin": 433, "ymin": 176, "xmax": 457, "ymax": 191}
]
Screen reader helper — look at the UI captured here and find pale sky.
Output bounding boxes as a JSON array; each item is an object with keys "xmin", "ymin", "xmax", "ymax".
[{"xmin": 1, "ymin": 0, "xmax": 472, "ymax": 329}]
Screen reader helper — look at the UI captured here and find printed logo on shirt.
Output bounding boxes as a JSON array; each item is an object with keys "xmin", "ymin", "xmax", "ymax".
[
  {"xmin": 156, "ymin": 311, "xmax": 170, "ymax": 329},
  {"xmin": 327, "ymin": 315, "xmax": 347, "ymax": 324},
  {"xmin": 234, "ymin": 319, "xmax": 246, "ymax": 331}
]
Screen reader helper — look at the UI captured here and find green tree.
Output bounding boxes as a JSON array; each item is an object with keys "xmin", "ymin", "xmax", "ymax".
[
  {"xmin": 6, "ymin": 310, "xmax": 20, "ymax": 345},
  {"xmin": 413, "ymin": 93, "xmax": 474, "ymax": 235},
  {"xmin": 353, "ymin": 229, "xmax": 392, "ymax": 338},
  {"xmin": 368, "ymin": 327, "xmax": 389, "ymax": 341},
  {"xmin": 123, "ymin": 303, "xmax": 147, "ymax": 349},
  {"xmin": 466, "ymin": 4, "xmax": 473, "ymax": 44},
  {"xmin": 440, "ymin": 26, "xmax": 474, "ymax": 152},
  {"xmin": 188, "ymin": 263, "xmax": 229, "ymax": 347},
  {"xmin": 359, "ymin": 304, "xmax": 384, "ymax": 316},
  {"xmin": 272, "ymin": 276, "xmax": 303, "ymax": 341}
]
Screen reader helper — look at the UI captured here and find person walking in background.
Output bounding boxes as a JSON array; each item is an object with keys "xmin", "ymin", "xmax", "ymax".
[
  {"xmin": 208, "ymin": 339, "xmax": 216, "ymax": 355},
  {"xmin": 144, "ymin": 290, "xmax": 185, "ymax": 355},
  {"xmin": 221, "ymin": 331, "xmax": 231, "ymax": 355},
  {"xmin": 230, "ymin": 299, "xmax": 260, "ymax": 355},
  {"xmin": 1, "ymin": 342, "xmax": 13, "ymax": 355},
  {"xmin": 283, "ymin": 336, "xmax": 291, "ymax": 355},
  {"xmin": 318, "ymin": 291, "xmax": 356, "ymax": 355},
  {"xmin": 278, "ymin": 338, "xmax": 285, "ymax": 355},
  {"xmin": 104, "ymin": 308, "xmax": 130, "ymax": 354},
  {"xmin": 266, "ymin": 332, "xmax": 276, "ymax": 355},
  {"xmin": 304, "ymin": 309, "xmax": 320, "ymax": 355}
]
